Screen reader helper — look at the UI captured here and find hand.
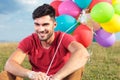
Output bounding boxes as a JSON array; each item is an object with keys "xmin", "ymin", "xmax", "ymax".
[
  {"xmin": 27, "ymin": 71, "xmax": 49, "ymax": 80},
  {"xmin": 49, "ymin": 75, "xmax": 61, "ymax": 80}
]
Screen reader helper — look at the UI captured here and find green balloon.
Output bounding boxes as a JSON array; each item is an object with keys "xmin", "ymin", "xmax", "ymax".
[
  {"xmin": 113, "ymin": 3, "xmax": 120, "ymax": 15},
  {"xmin": 90, "ymin": 2, "xmax": 114, "ymax": 23}
]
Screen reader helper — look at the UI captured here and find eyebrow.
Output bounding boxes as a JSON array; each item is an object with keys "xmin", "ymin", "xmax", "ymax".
[
  {"xmin": 34, "ymin": 22, "xmax": 50, "ymax": 26},
  {"xmin": 42, "ymin": 23, "xmax": 50, "ymax": 26},
  {"xmin": 34, "ymin": 22, "xmax": 40, "ymax": 26}
]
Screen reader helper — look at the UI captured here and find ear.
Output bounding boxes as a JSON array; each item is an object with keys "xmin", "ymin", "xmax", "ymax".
[{"xmin": 53, "ymin": 21, "xmax": 57, "ymax": 28}]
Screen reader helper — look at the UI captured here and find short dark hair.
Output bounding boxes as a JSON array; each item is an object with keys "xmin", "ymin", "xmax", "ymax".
[{"xmin": 32, "ymin": 4, "xmax": 55, "ymax": 20}]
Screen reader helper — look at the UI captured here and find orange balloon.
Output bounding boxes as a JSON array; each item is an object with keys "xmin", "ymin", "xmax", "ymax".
[{"xmin": 73, "ymin": 24, "xmax": 93, "ymax": 47}]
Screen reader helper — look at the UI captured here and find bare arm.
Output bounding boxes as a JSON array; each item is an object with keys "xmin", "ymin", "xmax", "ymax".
[
  {"xmin": 4, "ymin": 48, "xmax": 49, "ymax": 80},
  {"xmin": 52, "ymin": 41, "xmax": 90, "ymax": 80},
  {"xmin": 4, "ymin": 48, "xmax": 31, "ymax": 77}
]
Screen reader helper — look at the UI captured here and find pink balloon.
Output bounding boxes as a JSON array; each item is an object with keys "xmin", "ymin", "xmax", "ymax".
[
  {"xmin": 58, "ymin": 0, "xmax": 81, "ymax": 19},
  {"xmin": 64, "ymin": 0, "xmax": 72, "ymax": 1},
  {"xmin": 53, "ymin": 0, "xmax": 63, "ymax": 1}
]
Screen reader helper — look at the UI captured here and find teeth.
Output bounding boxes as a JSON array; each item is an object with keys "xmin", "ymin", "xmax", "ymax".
[{"xmin": 38, "ymin": 31, "xmax": 48, "ymax": 34}]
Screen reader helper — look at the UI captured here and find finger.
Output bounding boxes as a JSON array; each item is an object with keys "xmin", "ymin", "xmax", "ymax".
[
  {"xmin": 45, "ymin": 76, "xmax": 50, "ymax": 80},
  {"xmin": 38, "ymin": 75, "xmax": 42, "ymax": 80},
  {"xmin": 35, "ymin": 75, "xmax": 39, "ymax": 80},
  {"xmin": 38, "ymin": 72, "xmax": 46, "ymax": 80},
  {"xmin": 38, "ymin": 72, "xmax": 47, "ymax": 80}
]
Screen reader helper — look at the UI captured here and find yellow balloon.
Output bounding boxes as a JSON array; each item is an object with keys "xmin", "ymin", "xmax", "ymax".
[
  {"xmin": 112, "ymin": 0, "xmax": 120, "ymax": 4},
  {"xmin": 100, "ymin": 14, "xmax": 120, "ymax": 33}
]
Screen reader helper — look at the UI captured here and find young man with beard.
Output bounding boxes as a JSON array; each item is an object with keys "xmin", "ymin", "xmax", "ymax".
[{"xmin": 4, "ymin": 4, "xmax": 89, "ymax": 80}]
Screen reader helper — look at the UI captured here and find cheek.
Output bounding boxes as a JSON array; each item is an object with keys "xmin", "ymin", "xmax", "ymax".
[
  {"xmin": 34, "ymin": 25, "xmax": 39, "ymax": 29},
  {"xmin": 51, "ymin": 24, "xmax": 56, "ymax": 29},
  {"xmin": 49, "ymin": 27, "xmax": 54, "ymax": 32},
  {"xmin": 34, "ymin": 28, "xmax": 37, "ymax": 31},
  {"xmin": 34, "ymin": 28, "xmax": 38, "ymax": 33},
  {"xmin": 34, "ymin": 26, "xmax": 40, "ymax": 31},
  {"xmin": 34, "ymin": 26, "xmax": 37, "ymax": 30}
]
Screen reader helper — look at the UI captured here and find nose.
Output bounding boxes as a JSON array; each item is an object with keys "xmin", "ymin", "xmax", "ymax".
[{"xmin": 38, "ymin": 26, "xmax": 45, "ymax": 32}]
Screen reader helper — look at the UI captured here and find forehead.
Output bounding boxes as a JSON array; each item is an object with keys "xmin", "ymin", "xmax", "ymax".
[{"xmin": 34, "ymin": 15, "xmax": 53, "ymax": 23}]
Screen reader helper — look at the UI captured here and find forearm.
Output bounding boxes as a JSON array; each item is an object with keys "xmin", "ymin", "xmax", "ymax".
[
  {"xmin": 53, "ymin": 49, "xmax": 89, "ymax": 79},
  {"xmin": 4, "ymin": 60, "xmax": 31, "ymax": 78},
  {"xmin": 4, "ymin": 60, "xmax": 50, "ymax": 80}
]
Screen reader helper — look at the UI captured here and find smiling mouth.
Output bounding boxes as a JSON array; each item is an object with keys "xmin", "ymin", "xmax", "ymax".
[
  {"xmin": 39, "ymin": 31, "xmax": 48, "ymax": 37},
  {"xmin": 39, "ymin": 30, "xmax": 49, "ymax": 34},
  {"xmin": 40, "ymin": 33, "xmax": 46, "ymax": 36}
]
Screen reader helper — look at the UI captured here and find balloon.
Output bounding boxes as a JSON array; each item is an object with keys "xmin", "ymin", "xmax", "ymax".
[
  {"xmin": 64, "ymin": 0, "xmax": 72, "ymax": 1},
  {"xmin": 58, "ymin": 0, "xmax": 81, "ymax": 19},
  {"xmin": 113, "ymin": 3, "xmax": 120, "ymax": 15},
  {"xmin": 50, "ymin": 0, "xmax": 63, "ymax": 16},
  {"xmin": 74, "ymin": 0, "xmax": 92, "ymax": 9},
  {"xmin": 112, "ymin": 0, "xmax": 120, "ymax": 4},
  {"xmin": 79, "ymin": 12, "xmax": 101, "ymax": 31},
  {"xmin": 73, "ymin": 24, "xmax": 93, "ymax": 47},
  {"xmin": 89, "ymin": 0, "xmax": 112, "ymax": 10},
  {"xmin": 90, "ymin": 2, "xmax": 114, "ymax": 23},
  {"xmin": 55, "ymin": 14, "xmax": 77, "ymax": 34},
  {"xmin": 94, "ymin": 29, "xmax": 116, "ymax": 47},
  {"xmin": 100, "ymin": 14, "xmax": 120, "ymax": 33},
  {"xmin": 53, "ymin": 0, "xmax": 63, "ymax": 1}
]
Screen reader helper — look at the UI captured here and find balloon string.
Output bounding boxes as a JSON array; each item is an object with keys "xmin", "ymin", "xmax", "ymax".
[{"xmin": 46, "ymin": 22, "xmax": 78, "ymax": 75}]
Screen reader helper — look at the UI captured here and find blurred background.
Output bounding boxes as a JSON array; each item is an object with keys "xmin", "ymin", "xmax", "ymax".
[
  {"xmin": 0, "ymin": 0, "xmax": 120, "ymax": 42},
  {"xmin": 0, "ymin": 0, "xmax": 52, "ymax": 42},
  {"xmin": 0, "ymin": 0, "xmax": 120, "ymax": 80}
]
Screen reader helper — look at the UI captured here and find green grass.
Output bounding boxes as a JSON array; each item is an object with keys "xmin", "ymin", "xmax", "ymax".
[
  {"xmin": 0, "ymin": 41, "xmax": 120, "ymax": 80},
  {"xmin": 82, "ymin": 41, "xmax": 120, "ymax": 80}
]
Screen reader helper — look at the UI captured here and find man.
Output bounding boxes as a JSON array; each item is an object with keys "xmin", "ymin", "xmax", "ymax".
[{"xmin": 4, "ymin": 4, "xmax": 89, "ymax": 80}]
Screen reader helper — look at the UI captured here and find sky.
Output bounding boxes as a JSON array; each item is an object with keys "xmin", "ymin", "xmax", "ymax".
[
  {"xmin": 0, "ymin": 0, "xmax": 120, "ymax": 42},
  {"xmin": 0, "ymin": 0, "xmax": 52, "ymax": 42}
]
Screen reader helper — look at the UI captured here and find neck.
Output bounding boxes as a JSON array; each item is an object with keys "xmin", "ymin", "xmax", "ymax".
[{"xmin": 41, "ymin": 33, "xmax": 55, "ymax": 49}]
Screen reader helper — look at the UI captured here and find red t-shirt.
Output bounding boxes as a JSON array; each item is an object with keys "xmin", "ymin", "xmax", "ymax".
[{"xmin": 18, "ymin": 31, "xmax": 75, "ymax": 75}]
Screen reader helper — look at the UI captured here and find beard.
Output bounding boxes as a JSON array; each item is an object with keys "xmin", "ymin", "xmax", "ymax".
[{"xmin": 37, "ymin": 30, "xmax": 54, "ymax": 41}]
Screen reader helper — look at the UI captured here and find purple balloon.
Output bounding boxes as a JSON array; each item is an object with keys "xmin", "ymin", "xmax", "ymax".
[{"xmin": 94, "ymin": 29, "xmax": 116, "ymax": 47}]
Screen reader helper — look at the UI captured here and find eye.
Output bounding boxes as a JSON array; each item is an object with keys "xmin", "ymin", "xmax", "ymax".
[
  {"xmin": 42, "ymin": 23, "xmax": 49, "ymax": 27},
  {"xmin": 34, "ymin": 23, "xmax": 40, "ymax": 26}
]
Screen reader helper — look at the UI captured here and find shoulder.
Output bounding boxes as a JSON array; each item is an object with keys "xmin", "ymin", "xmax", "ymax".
[
  {"xmin": 68, "ymin": 41, "xmax": 85, "ymax": 53},
  {"xmin": 55, "ymin": 31, "xmax": 74, "ymax": 39},
  {"xmin": 18, "ymin": 33, "xmax": 39, "ymax": 53},
  {"xmin": 20, "ymin": 33, "xmax": 38, "ymax": 42},
  {"xmin": 55, "ymin": 31, "xmax": 76, "ymax": 48},
  {"xmin": 18, "ymin": 33, "xmax": 40, "ymax": 47}
]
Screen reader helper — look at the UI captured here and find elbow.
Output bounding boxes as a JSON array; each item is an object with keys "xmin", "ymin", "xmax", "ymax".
[
  {"xmin": 79, "ymin": 47, "xmax": 90, "ymax": 58},
  {"xmin": 86, "ymin": 51, "xmax": 90, "ymax": 59},
  {"xmin": 4, "ymin": 59, "xmax": 12, "ymax": 72},
  {"xmin": 83, "ymin": 49, "xmax": 90, "ymax": 60},
  {"xmin": 78, "ymin": 47, "xmax": 90, "ymax": 61},
  {"xmin": 4, "ymin": 61, "xmax": 10, "ymax": 71}
]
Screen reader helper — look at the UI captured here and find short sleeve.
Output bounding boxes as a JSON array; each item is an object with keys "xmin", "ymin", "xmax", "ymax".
[
  {"xmin": 62, "ymin": 33, "xmax": 76, "ymax": 48},
  {"xmin": 18, "ymin": 37, "xmax": 32, "ymax": 53}
]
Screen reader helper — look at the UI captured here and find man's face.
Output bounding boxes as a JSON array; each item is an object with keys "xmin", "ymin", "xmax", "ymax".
[{"xmin": 34, "ymin": 15, "xmax": 56, "ymax": 41}]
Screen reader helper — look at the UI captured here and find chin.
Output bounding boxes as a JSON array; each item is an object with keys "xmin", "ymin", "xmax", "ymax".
[{"xmin": 40, "ymin": 38, "xmax": 48, "ymax": 41}]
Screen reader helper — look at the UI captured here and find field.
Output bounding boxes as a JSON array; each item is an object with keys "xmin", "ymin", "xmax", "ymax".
[{"xmin": 0, "ymin": 41, "xmax": 120, "ymax": 80}]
